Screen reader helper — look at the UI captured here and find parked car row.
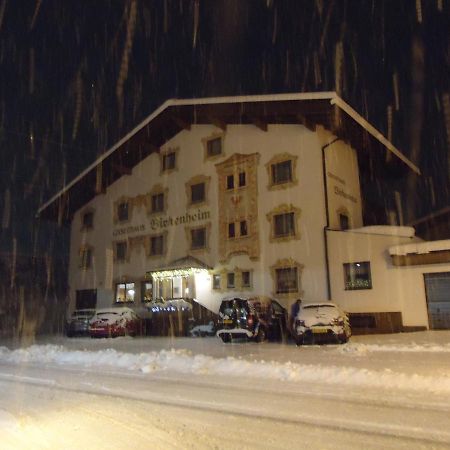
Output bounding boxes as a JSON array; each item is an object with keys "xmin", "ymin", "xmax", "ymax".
[
  {"xmin": 65, "ymin": 307, "xmax": 142, "ymax": 338},
  {"xmin": 66, "ymin": 298, "xmax": 351, "ymax": 344},
  {"xmin": 216, "ymin": 297, "xmax": 351, "ymax": 345}
]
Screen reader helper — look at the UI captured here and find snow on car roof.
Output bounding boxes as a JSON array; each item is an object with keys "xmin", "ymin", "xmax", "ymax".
[
  {"xmin": 94, "ymin": 307, "xmax": 135, "ymax": 314},
  {"xmin": 302, "ymin": 302, "xmax": 339, "ymax": 308}
]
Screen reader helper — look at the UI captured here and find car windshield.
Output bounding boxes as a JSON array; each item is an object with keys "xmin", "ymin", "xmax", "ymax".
[{"xmin": 220, "ymin": 299, "xmax": 249, "ymax": 316}]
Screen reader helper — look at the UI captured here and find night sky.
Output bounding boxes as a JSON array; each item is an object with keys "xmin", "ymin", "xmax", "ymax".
[{"xmin": 0, "ymin": 0, "xmax": 449, "ymax": 259}]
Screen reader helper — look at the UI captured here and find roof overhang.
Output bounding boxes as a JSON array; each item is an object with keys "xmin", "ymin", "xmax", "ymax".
[{"xmin": 37, "ymin": 92, "xmax": 420, "ymax": 223}]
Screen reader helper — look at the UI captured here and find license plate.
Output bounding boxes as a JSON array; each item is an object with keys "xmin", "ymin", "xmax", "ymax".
[
  {"xmin": 312, "ymin": 327, "xmax": 328, "ymax": 334},
  {"xmin": 223, "ymin": 319, "xmax": 233, "ymax": 324}
]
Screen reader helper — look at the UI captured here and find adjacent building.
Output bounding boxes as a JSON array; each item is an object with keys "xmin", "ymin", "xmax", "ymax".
[{"xmin": 38, "ymin": 92, "xmax": 450, "ymax": 334}]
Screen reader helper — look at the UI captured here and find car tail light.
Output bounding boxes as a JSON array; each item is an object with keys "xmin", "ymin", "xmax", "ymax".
[{"xmin": 247, "ymin": 315, "xmax": 254, "ymax": 325}]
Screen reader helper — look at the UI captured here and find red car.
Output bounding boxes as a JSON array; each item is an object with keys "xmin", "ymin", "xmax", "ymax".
[{"xmin": 89, "ymin": 307, "xmax": 142, "ymax": 338}]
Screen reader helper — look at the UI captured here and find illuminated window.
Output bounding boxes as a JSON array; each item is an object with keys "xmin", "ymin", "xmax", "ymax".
[
  {"xmin": 344, "ymin": 262, "xmax": 372, "ymax": 290},
  {"xmin": 150, "ymin": 235, "xmax": 164, "ymax": 256},
  {"xmin": 115, "ymin": 282, "xmax": 135, "ymax": 303},
  {"xmin": 141, "ymin": 281, "xmax": 153, "ymax": 302},
  {"xmin": 275, "ymin": 267, "xmax": 298, "ymax": 294},
  {"xmin": 151, "ymin": 193, "xmax": 164, "ymax": 213},
  {"xmin": 117, "ymin": 202, "xmax": 129, "ymax": 222},
  {"xmin": 207, "ymin": 137, "xmax": 222, "ymax": 157},
  {"xmin": 271, "ymin": 160, "xmax": 292, "ymax": 185}
]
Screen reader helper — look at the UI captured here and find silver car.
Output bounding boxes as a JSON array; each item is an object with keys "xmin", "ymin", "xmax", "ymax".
[
  {"xmin": 293, "ymin": 302, "xmax": 351, "ymax": 345},
  {"xmin": 65, "ymin": 309, "xmax": 96, "ymax": 337}
]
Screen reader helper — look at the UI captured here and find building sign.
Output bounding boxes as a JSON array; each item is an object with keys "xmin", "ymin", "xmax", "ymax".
[
  {"xmin": 150, "ymin": 209, "xmax": 210, "ymax": 231},
  {"xmin": 334, "ymin": 186, "xmax": 357, "ymax": 204},
  {"xmin": 112, "ymin": 209, "xmax": 211, "ymax": 236},
  {"xmin": 113, "ymin": 224, "xmax": 146, "ymax": 237}
]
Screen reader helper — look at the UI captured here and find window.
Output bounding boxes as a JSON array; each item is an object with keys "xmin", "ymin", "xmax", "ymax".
[
  {"xmin": 228, "ymin": 222, "xmax": 235, "ymax": 238},
  {"xmin": 117, "ymin": 202, "xmax": 129, "ymax": 222},
  {"xmin": 141, "ymin": 281, "xmax": 153, "ymax": 302},
  {"xmin": 227, "ymin": 273, "xmax": 235, "ymax": 288},
  {"xmin": 115, "ymin": 241, "xmax": 127, "ymax": 261},
  {"xmin": 191, "ymin": 183, "xmax": 205, "ymax": 204},
  {"xmin": 339, "ymin": 213, "xmax": 349, "ymax": 230},
  {"xmin": 212, "ymin": 274, "xmax": 221, "ymax": 290},
  {"xmin": 162, "ymin": 152, "xmax": 176, "ymax": 171},
  {"xmin": 191, "ymin": 228, "xmax": 206, "ymax": 249},
  {"xmin": 271, "ymin": 160, "xmax": 292, "ymax": 185},
  {"xmin": 240, "ymin": 220, "xmax": 248, "ymax": 236},
  {"xmin": 82, "ymin": 211, "xmax": 94, "ymax": 229},
  {"xmin": 241, "ymin": 271, "xmax": 251, "ymax": 288},
  {"xmin": 115, "ymin": 282, "xmax": 135, "ymax": 303},
  {"xmin": 207, "ymin": 137, "xmax": 222, "ymax": 157},
  {"xmin": 274, "ymin": 212, "xmax": 295, "ymax": 237},
  {"xmin": 151, "ymin": 193, "xmax": 164, "ymax": 213},
  {"xmin": 238, "ymin": 172, "xmax": 246, "ymax": 187},
  {"xmin": 79, "ymin": 248, "xmax": 92, "ymax": 269},
  {"xmin": 150, "ymin": 235, "xmax": 164, "ymax": 256},
  {"xmin": 275, "ymin": 267, "xmax": 298, "ymax": 294},
  {"xmin": 226, "ymin": 174, "xmax": 234, "ymax": 190},
  {"xmin": 344, "ymin": 262, "xmax": 372, "ymax": 290}
]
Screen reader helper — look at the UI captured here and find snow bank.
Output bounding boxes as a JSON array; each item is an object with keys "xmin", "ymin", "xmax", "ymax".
[{"xmin": 2, "ymin": 343, "xmax": 450, "ymax": 395}]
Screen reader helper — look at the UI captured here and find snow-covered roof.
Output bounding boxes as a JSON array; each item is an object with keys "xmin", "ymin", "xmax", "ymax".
[
  {"xmin": 37, "ymin": 92, "xmax": 420, "ymax": 223},
  {"xmin": 389, "ymin": 239, "xmax": 450, "ymax": 256},
  {"xmin": 350, "ymin": 226, "xmax": 416, "ymax": 238}
]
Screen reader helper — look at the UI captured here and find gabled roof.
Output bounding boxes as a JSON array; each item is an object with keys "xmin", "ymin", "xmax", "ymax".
[{"xmin": 37, "ymin": 92, "xmax": 420, "ymax": 223}]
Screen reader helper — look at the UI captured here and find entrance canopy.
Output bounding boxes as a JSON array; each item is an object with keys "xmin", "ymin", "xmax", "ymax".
[{"xmin": 147, "ymin": 256, "xmax": 212, "ymax": 280}]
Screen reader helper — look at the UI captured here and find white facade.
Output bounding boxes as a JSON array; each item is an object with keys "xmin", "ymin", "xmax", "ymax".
[
  {"xmin": 41, "ymin": 93, "xmax": 449, "ymax": 334},
  {"xmin": 69, "ymin": 122, "xmax": 365, "ymax": 315}
]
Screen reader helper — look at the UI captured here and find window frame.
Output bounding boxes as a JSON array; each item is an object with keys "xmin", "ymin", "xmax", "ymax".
[
  {"xmin": 114, "ymin": 240, "xmax": 128, "ymax": 262},
  {"xmin": 266, "ymin": 153, "xmax": 298, "ymax": 190},
  {"xmin": 115, "ymin": 282, "xmax": 136, "ymax": 303},
  {"xmin": 343, "ymin": 261, "xmax": 372, "ymax": 290},
  {"xmin": 149, "ymin": 234, "xmax": 164, "ymax": 256}
]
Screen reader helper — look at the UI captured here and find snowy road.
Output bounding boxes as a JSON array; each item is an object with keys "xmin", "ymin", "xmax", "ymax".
[{"xmin": 1, "ymin": 332, "xmax": 450, "ymax": 449}]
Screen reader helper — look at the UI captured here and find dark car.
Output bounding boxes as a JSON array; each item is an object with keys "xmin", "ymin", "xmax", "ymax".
[
  {"xmin": 89, "ymin": 307, "xmax": 142, "ymax": 338},
  {"xmin": 216, "ymin": 296, "xmax": 287, "ymax": 343},
  {"xmin": 65, "ymin": 309, "xmax": 96, "ymax": 337}
]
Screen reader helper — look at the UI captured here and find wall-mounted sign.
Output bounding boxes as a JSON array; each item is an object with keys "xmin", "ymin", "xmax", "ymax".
[
  {"xmin": 113, "ymin": 224, "xmax": 146, "ymax": 237},
  {"xmin": 150, "ymin": 209, "xmax": 210, "ymax": 231},
  {"xmin": 334, "ymin": 186, "xmax": 357, "ymax": 204}
]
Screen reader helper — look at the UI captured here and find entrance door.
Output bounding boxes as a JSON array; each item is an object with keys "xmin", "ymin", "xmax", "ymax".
[
  {"xmin": 75, "ymin": 289, "xmax": 97, "ymax": 310},
  {"xmin": 424, "ymin": 272, "xmax": 450, "ymax": 329}
]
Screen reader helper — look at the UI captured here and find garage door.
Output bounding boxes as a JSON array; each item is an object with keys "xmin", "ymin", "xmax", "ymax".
[{"xmin": 424, "ymin": 272, "xmax": 450, "ymax": 329}]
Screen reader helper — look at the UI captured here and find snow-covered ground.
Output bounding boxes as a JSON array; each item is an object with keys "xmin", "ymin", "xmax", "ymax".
[{"xmin": 1, "ymin": 331, "xmax": 450, "ymax": 449}]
